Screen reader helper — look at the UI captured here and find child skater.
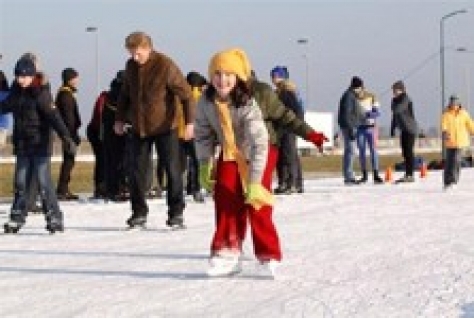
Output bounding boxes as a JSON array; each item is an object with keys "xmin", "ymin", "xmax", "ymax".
[
  {"xmin": 0, "ymin": 55, "xmax": 76, "ymax": 233},
  {"xmin": 194, "ymin": 48, "xmax": 282, "ymax": 277}
]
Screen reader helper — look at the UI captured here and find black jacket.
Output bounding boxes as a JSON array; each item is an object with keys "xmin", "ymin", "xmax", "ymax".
[
  {"xmin": 56, "ymin": 85, "xmax": 81, "ymax": 144},
  {"xmin": 0, "ymin": 82, "xmax": 70, "ymax": 156},
  {"xmin": 390, "ymin": 93, "xmax": 418, "ymax": 136}
]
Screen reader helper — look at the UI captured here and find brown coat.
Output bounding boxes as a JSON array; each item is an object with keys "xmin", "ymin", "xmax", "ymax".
[{"xmin": 117, "ymin": 51, "xmax": 195, "ymax": 137}]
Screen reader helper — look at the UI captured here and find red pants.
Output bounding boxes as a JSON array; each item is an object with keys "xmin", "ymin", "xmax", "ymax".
[{"xmin": 211, "ymin": 145, "xmax": 282, "ymax": 261}]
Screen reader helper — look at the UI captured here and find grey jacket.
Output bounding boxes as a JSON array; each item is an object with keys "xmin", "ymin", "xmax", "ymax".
[
  {"xmin": 390, "ymin": 93, "xmax": 418, "ymax": 135},
  {"xmin": 194, "ymin": 97, "xmax": 269, "ymax": 184}
]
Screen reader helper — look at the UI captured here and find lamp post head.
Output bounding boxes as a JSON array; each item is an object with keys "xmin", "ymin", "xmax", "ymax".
[
  {"xmin": 297, "ymin": 38, "xmax": 308, "ymax": 45},
  {"xmin": 442, "ymin": 9, "xmax": 468, "ymax": 21},
  {"xmin": 86, "ymin": 26, "xmax": 98, "ymax": 32}
]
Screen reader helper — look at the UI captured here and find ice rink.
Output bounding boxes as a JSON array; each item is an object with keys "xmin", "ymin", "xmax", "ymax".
[{"xmin": 1, "ymin": 168, "xmax": 474, "ymax": 317}]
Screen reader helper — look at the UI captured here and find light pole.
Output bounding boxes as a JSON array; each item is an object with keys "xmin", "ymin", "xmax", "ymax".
[
  {"xmin": 440, "ymin": 9, "xmax": 467, "ymax": 159},
  {"xmin": 456, "ymin": 47, "xmax": 474, "ymax": 114},
  {"xmin": 297, "ymin": 38, "xmax": 309, "ymax": 109},
  {"xmin": 86, "ymin": 26, "xmax": 100, "ymax": 96}
]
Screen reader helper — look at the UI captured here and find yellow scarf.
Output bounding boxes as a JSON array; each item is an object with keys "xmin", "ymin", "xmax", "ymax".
[{"xmin": 215, "ymin": 100, "xmax": 249, "ymax": 192}]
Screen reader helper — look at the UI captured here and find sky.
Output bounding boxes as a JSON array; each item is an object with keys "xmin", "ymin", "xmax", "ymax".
[
  {"xmin": 1, "ymin": 167, "xmax": 474, "ymax": 316},
  {"xmin": 1, "ymin": 0, "xmax": 474, "ymax": 136}
]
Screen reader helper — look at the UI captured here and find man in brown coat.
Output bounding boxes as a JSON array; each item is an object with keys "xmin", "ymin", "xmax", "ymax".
[{"xmin": 114, "ymin": 31, "xmax": 195, "ymax": 229}]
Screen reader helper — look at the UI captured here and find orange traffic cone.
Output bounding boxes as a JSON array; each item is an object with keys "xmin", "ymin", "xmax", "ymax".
[
  {"xmin": 420, "ymin": 162, "xmax": 428, "ymax": 178},
  {"xmin": 384, "ymin": 166, "xmax": 393, "ymax": 183}
]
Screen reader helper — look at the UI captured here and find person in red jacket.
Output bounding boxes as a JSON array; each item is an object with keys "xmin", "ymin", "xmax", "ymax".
[{"xmin": 87, "ymin": 90, "xmax": 107, "ymax": 199}]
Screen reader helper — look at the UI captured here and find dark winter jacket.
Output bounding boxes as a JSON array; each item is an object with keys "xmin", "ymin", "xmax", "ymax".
[
  {"xmin": 0, "ymin": 82, "xmax": 70, "ymax": 156},
  {"xmin": 117, "ymin": 50, "xmax": 195, "ymax": 137},
  {"xmin": 338, "ymin": 88, "xmax": 362, "ymax": 131},
  {"xmin": 390, "ymin": 93, "xmax": 418, "ymax": 136},
  {"xmin": 56, "ymin": 84, "xmax": 81, "ymax": 144},
  {"xmin": 251, "ymin": 80, "xmax": 313, "ymax": 147}
]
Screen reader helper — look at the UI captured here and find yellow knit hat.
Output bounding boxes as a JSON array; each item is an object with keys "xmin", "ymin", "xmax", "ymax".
[{"xmin": 208, "ymin": 48, "xmax": 252, "ymax": 82}]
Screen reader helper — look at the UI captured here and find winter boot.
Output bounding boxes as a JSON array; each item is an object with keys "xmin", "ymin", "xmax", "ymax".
[
  {"xmin": 373, "ymin": 170, "xmax": 384, "ymax": 184},
  {"xmin": 45, "ymin": 211, "xmax": 64, "ymax": 234},
  {"xmin": 192, "ymin": 190, "xmax": 205, "ymax": 203},
  {"xmin": 357, "ymin": 170, "xmax": 368, "ymax": 184},
  {"xmin": 4, "ymin": 211, "xmax": 25, "ymax": 234},
  {"xmin": 126, "ymin": 215, "xmax": 147, "ymax": 229},
  {"xmin": 4, "ymin": 220, "xmax": 24, "ymax": 234}
]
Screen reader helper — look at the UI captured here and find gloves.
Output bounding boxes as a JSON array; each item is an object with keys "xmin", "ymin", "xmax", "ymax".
[
  {"xmin": 199, "ymin": 163, "xmax": 215, "ymax": 193},
  {"xmin": 245, "ymin": 183, "xmax": 274, "ymax": 211},
  {"xmin": 63, "ymin": 136, "xmax": 77, "ymax": 156},
  {"xmin": 306, "ymin": 131, "xmax": 329, "ymax": 152},
  {"xmin": 366, "ymin": 107, "xmax": 380, "ymax": 119}
]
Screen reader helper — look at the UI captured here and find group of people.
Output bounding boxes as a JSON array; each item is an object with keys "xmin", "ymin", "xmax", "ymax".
[
  {"xmin": 338, "ymin": 75, "xmax": 474, "ymax": 191},
  {"xmin": 3, "ymin": 28, "xmax": 474, "ymax": 278},
  {"xmin": 337, "ymin": 76, "xmax": 418, "ymax": 185},
  {"xmin": 0, "ymin": 31, "xmax": 329, "ymax": 278}
]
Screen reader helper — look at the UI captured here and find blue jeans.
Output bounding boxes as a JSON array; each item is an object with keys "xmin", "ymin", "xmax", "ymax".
[
  {"xmin": 356, "ymin": 127, "xmax": 379, "ymax": 171},
  {"xmin": 11, "ymin": 156, "xmax": 62, "ymax": 223},
  {"xmin": 341, "ymin": 128, "xmax": 356, "ymax": 181}
]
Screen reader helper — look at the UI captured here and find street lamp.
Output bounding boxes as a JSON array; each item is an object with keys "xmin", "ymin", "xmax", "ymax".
[
  {"xmin": 297, "ymin": 38, "xmax": 309, "ymax": 109},
  {"xmin": 440, "ymin": 9, "xmax": 467, "ymax": 111},
  {"xmin": 86, "ymin": 26, "xmax": 100, "ymax": 96},
  {"xmin": 440, "ymin": 9, "xmax": 467, "ymax": 159},
  {"xmin": 455, "ymin": 47, "xmax": 474, "ymax": 114}
]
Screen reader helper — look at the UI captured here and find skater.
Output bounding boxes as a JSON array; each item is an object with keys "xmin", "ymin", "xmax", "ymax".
[
  {"xmin": 182, "ymin": 71, "xmax": 208, "ymax": 202},
  {"xmin": 195, "ymin": 48, "xmax": 295, "ymax": 277},
  {"xmin": 0, "ymin": 56, "xmax": 76, "ymax": 233},
  {"xmin": 270, "ymin": 65, "xmax": 305, "ymax": 194},
  {"xmin": 441, "ymin": 94, "xmax": 474, "ymax": 189},
  {"xmin": 355, "ymin": 87, "xmax": 384, "ymax": 184},
  {"xmin": 56, "ymin": 67, "xmax": 82, "ymax": 200},
  {"xmin": 114, "ymin": 31, "xmax": 195, "ymax": 229},
  {"xmin": 390, "ymin": 80, "xmax": 418, "ymax": 183},
  {"xmin": 236, "ymin": 71, "xmax": 327, "ymax": 250},
  {"xmin": 101, "ymin": 71, "xmax": 129, "ymax": 202}
]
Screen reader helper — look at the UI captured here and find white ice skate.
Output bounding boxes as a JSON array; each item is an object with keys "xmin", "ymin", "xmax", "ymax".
[
  {"xmin": 206, "ymin": 254, "xmax": 242, "ymax": 277},
  {"xmin": 256, "ymin": 260, "xmax": 281, "ymax": 279}
]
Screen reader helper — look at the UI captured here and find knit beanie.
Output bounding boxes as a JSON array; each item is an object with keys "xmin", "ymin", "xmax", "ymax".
[
  {"xmin": 186, "ymin": 71, "xmax": 207, "ymax": 87},
  {"xmin": 62, "ymin": 67, "xmax": 78, "ymax": 84},
  {"xmin": 449, "ymin": 94, "xmax": 460, "ymax": 105},
  {"xmin": 208, "ymin": 48, "xmax": 252, "ymax": 82},
  {"xmin": 270, "ymin": 66, "xmax": 289, "ymax": 79},
  {"xmin": 14, "ymin": 58, "xmax": 36, "ymax": 77},
  {"xmin": 392, "ymin": 80, "xmax": 405, "ymax": 92},
  {"xmin": 350, "ymin": 76, "xmax": 364, "ymax": 89}
]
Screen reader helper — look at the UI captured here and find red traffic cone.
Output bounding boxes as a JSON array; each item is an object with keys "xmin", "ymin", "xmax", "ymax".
[
  {"xmin": 420, "ymin": 162, "xmax": 428, "ymax": 178},
  {"xmin": 384, "ymin": 166, "xmax": 393, "ymax": 183}
]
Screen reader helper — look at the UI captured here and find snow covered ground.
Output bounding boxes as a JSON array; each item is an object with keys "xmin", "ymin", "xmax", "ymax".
[{"xmin": 1, "ymin": 169, "xmax": 474, "ymax": 317}]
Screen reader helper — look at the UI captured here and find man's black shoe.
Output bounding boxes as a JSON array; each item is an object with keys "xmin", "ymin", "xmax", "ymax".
[{"xmin": 344, "ymin": 178, "xmax": 359, "ymax": 186}]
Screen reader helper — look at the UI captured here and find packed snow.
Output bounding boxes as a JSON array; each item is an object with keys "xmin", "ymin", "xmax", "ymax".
[{"xmin": 1, "ymin": 168, "xmax": 474, "ymax": 317}]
